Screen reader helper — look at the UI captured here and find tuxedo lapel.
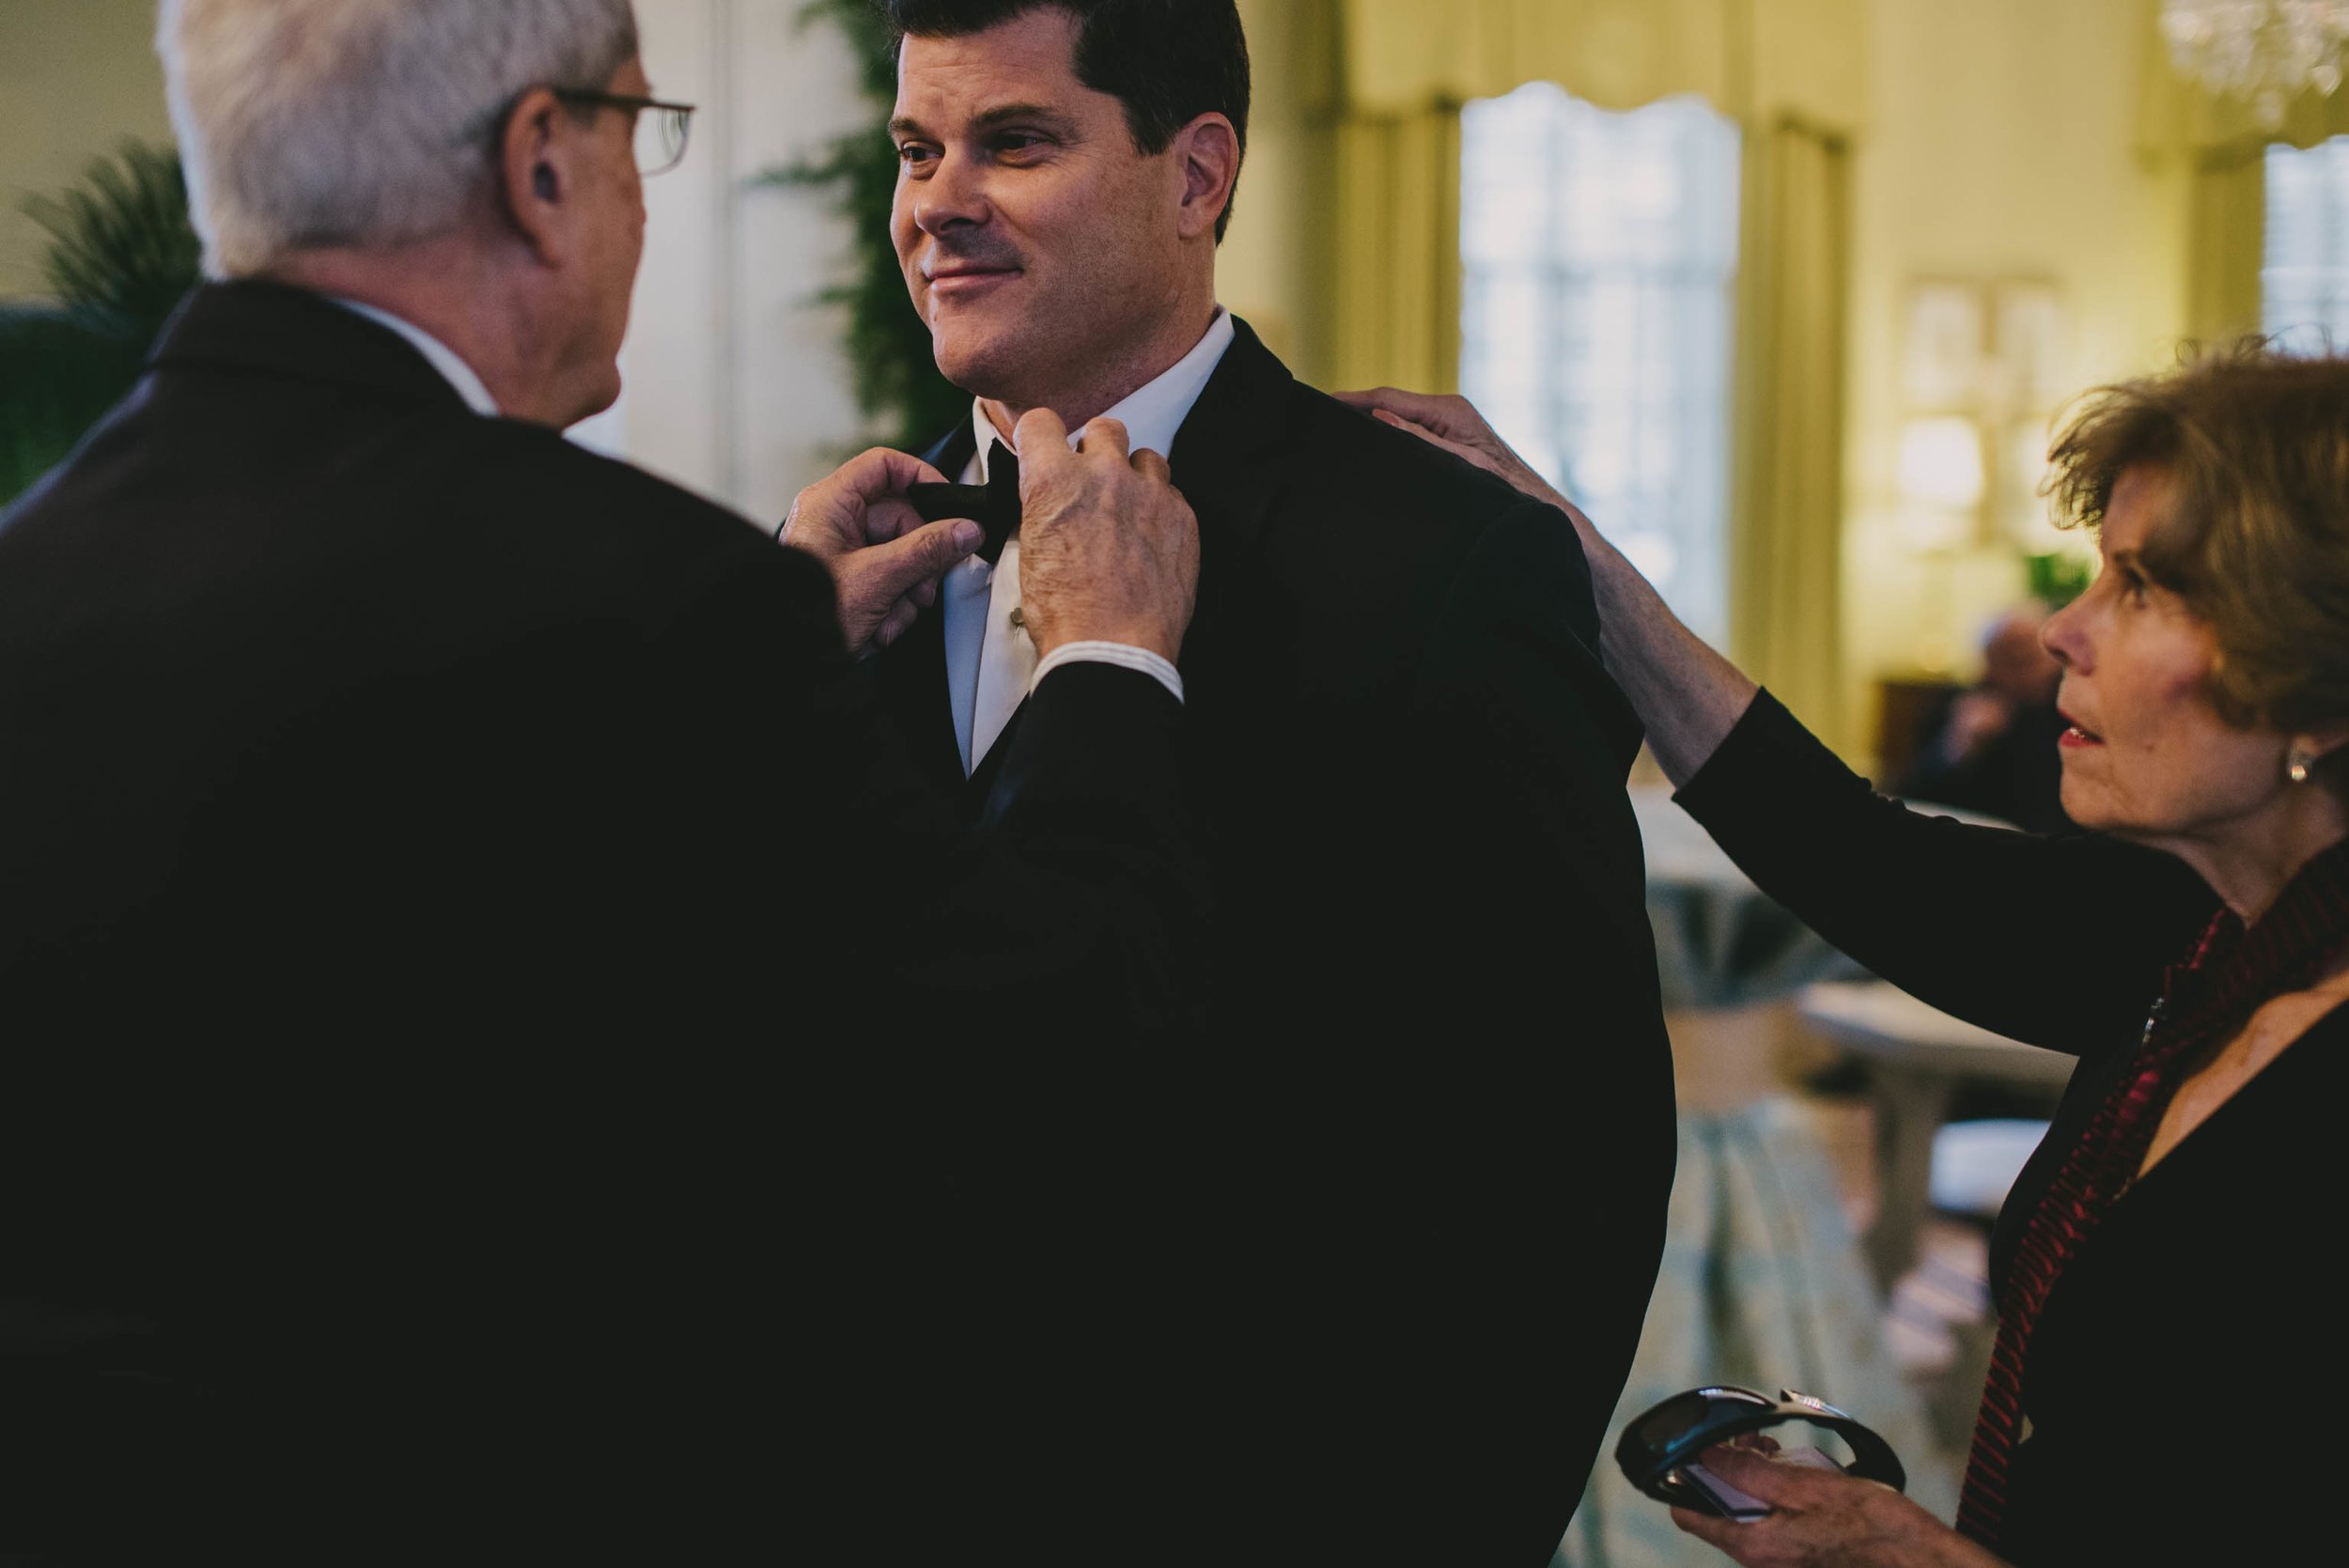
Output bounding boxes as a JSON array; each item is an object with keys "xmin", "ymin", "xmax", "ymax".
[
  {"xmin": 1163, "ymin": 318, "xmax": 1298, "ymax": 690},
  {"xmin": 869, "ymin": 420, "xmax": 978, "ymax": 799},
  {"xmin": 967, "ymin": 696, "xmax": 1027, "ymax": 805},
  {"xmin": 1165, "ymin": 318, "xmax": 1292, "ymax": 561},
  {"xmin": 922, "ymin": 421, "xmax": 979, "ymax": 489},
  {"xmin": 873, "ymin": 587, "xmax": 965, "ymax": 794}
]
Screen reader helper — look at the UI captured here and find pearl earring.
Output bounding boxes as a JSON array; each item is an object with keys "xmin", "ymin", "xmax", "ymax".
[{"xmin": 2288, "ymin": 748, "xmax": 2316, "ymax": 785}]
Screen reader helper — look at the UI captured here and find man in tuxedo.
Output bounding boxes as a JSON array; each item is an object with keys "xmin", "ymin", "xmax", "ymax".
[
  {"xmin": 875, "ymin": 2, "xmax": 1676, "ymax": 1561},
  {"xmin": 0, "ymin": 0, "xmax": 1206, "ymax": 1558}
]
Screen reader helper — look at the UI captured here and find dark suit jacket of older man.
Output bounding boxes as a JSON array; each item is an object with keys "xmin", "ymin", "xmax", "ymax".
[
  {"xmin": 0, "ymin": 281, "xmax": 1206, "ymax": 1561},
  {"xmin": 872, "ymin": 318, "xmax": 1678, "ymax": 1565}
]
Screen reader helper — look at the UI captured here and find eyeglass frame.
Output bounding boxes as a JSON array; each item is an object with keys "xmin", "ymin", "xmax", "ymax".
[
  {"xmin": 1614, "ymin": 1385, "xmax": 1907, "ymax": 1514},
  {"xmin": 550, "ymin": 87, "xmax": 697, "ymax": 176}
]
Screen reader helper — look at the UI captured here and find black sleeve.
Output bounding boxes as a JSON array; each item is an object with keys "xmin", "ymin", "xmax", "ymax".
[
  {"xmin": 1402, "ymin": 501, "xmax": 1658, "ymax": 1027},
  {"xmin": 597, "ymin": 551, "xmax": 1210, "ymax": 1553},
  {"xmin": 0, "ymin": 536, "xmax": 1210, "ymax": 1562},
  {"xmin": 633, "ymin": 547, "xmax": 1206, "ymax": 1038},
  {"xmin": 938, "ymin": 659, "xmax": 1206, "ymax": 1032},
  {"xmin": 1381, "ymin": 499, "xmax": 1675, "ymax": 1560},
  {"xmin": 1674, "ymin": 688, "xmax": 2215, "ymax": 1057}
]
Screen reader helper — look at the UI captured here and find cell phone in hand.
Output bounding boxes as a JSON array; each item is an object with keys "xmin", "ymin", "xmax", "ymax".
[{"xmin": 1673, "ymin": 1446, "xmax": 1847, "ymax": 1522}]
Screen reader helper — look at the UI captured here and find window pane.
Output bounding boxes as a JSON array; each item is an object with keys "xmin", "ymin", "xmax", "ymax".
[
  {"xmin": 1459, "ymin": 85, "xmax": 1740, "ymax": 642},
  {"xmin": 2264, "ymin": 136, "xmax": 2349, "ymax": 354}
]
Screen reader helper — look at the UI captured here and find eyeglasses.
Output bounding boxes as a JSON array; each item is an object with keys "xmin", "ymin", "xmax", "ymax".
[
  {"xmin": 1614, "ymin": 1385, "xmax": 1907, "ymax": 1513},
  {"xmin": 553, "ymin": 88, "xmax": 697, "ymax": 176}
]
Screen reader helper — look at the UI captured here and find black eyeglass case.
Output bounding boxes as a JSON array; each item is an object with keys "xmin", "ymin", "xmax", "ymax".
[{"xmin": 1615, "ymin": 1384, "xmax": 1907, "ymax": 1510}]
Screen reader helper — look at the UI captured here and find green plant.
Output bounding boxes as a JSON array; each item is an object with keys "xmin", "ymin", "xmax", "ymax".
[
  {"xmin": 0, "ymin": 141, "xmax": 202, "ymax": 507},
  {"xmin": 2024, "ymin": 550, "xmax": 2093, "ymax": 608},
  {"xmin": 758, "ymin": 0, "xmax": 965, "ymax": 452}
]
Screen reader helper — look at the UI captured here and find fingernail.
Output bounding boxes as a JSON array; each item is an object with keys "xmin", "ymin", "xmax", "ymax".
[{"xmin": 951, "ymin": 520, "xmax": 982, "ymax": 551}]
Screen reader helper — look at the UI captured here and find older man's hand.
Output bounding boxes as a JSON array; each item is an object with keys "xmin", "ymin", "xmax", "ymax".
[
  {"xmin": 781, "ymin": 447, "xmax": 980, "ymax": 655},
  {"xmin": 1012, "ymin": 411, "xmax": 1199, "ymax": 663}
]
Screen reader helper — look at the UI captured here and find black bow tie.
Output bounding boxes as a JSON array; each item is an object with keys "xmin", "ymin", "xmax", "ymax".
[{"xmin": 906, "ymin": 445, "xmax": 1019, "ymax": 565}]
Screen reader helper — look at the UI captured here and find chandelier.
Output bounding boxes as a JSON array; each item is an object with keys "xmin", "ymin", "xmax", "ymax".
[{"xmin": 2161, "ymin": 0, "xmax": 2349, "ymax": 126}]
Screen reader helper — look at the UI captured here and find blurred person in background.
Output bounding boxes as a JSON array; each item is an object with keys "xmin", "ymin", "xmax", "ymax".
[
  {"xmin": 1897, "ymin": 603, "xmax": 2074, "ymax": 833},
  {"xmin": 1349, "ymin": 344, "xmax": 2349, "ymax": 1566}
]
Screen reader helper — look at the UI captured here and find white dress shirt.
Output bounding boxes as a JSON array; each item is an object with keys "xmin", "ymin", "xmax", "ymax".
[
  {"xmin": 943, "ymin": 308, "xmax": 1233, "ymax": 774},
  {"xmin": 325, "ymin": 296, "xmax": 501, "ymax": 416}
]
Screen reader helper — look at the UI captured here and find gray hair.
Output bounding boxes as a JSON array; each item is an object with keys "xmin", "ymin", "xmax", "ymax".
[{"xmin": 159, "ymin": 0, "xmax": 640, "ymax": 277}]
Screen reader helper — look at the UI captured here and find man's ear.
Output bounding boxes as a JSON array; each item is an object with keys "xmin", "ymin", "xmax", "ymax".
[
  {"xmin": 498, "ymin": 85, "xmax": 578, "ymax": 265},
  {"xmin": 1171, "ymin": 113, "xmax": 1240, "ymax": 241}
]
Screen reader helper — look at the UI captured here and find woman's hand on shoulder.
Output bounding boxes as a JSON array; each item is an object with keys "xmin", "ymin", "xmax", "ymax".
[
  {"xmin": 1333, "ymin": 386, "xmax": 1603, "ymax": 550},
  {"xmin": 1670, "ymin": 1444, "xmax": 2006, "ymax": 1568},
  {"xmin": 1336, "ymin": 384, "xmax": 1757, "ymax": 781},
  {"xmin": 1333, "ymin": 386, "xmax": 1615, "ymax": 565}
]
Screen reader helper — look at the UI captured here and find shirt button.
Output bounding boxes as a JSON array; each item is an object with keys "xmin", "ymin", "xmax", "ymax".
[{"xmin": 1008, "ymin": 606, "xmax": 1026, "ymax": 629}]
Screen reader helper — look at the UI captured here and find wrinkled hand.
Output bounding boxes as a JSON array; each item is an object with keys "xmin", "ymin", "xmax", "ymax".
[
  {"xmin": 1669, "ymin": 1444, "xmax": 2004, "ymax": 1568},
  {"xmin": 1013, "ymin": 410, "xmax": 1199, "ymax": 662},
  {"xmin": 780, "ymin": 447, "xmax": 981, "ymax": 655},
  {"xmin": 1333, "ymin": 386, "xmax": 1606, "ymax": 556}
]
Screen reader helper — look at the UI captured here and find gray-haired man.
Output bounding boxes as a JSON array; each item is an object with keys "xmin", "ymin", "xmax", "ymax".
[{"xmin": 0, "ymin": 0, "xmax": 1204, "ymax": 1558}]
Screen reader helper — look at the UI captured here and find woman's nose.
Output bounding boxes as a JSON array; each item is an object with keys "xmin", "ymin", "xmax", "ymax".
[{"xmin": 2041, "ymin": 596, "xmax": 2087, "ymax": 670}]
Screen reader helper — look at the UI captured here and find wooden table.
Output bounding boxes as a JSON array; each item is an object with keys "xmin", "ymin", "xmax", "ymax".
[
  {"xmin": 1796, "ymin": 980, "xmax": 2077, "ymax": 1293},
  {"xmin": 1631, "ymin": 784, "xmax": 1866, "ymax": 1013}
]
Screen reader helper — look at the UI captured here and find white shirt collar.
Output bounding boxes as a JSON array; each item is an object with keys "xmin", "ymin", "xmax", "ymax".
[
  {"xmin": 324, "ymin": 295, "xmax": 502, "ymax": 417},
  {"xmin": 970, "ymin": 307, "xmax": 1235, "ymax": 479}
]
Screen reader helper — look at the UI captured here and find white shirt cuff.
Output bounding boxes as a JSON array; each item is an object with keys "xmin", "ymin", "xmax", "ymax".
[{"xmin": 1030, "ymin": 641, "xmax": 1184, "ymax": 705}]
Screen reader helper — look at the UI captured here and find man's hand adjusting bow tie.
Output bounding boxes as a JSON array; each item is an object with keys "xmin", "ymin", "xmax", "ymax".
[
  {"xmin": 905, "ymin": 447, "xmax": 1020, "ymax": 566},
  {"xmin": 1010, "ymin": 411, "xmax": 1197, "ymax": 664},
  {"xmin": 777, "ymin": 446, "xmax": 982, "ymax": 654}
]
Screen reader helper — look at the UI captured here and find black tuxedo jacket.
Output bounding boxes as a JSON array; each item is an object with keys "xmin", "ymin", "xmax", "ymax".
[
  {"xmin": 873, "ymin": 319, "xmax": 1677, "ymax": 1564},
  {"xmin": 0, "ymin": 283, "xmax": 1206, "ymax": 1560}
]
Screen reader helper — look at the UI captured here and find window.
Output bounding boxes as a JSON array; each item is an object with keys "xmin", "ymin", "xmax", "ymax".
[
  {"xmin": 1459, "ymin": 84, "xmax": 1741, "ymax": 641},
  {"xmin": 2264, "ymin": 135, "xmax": 2349, "ymax": 352}
]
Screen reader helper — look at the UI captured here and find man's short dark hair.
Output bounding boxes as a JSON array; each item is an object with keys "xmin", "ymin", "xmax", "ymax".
[{"xmin": 881, "ymin": 0, "xmax": 1250, "ymax": 242}]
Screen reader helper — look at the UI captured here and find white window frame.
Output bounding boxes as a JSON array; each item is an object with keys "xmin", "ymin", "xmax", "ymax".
[{"xmin": 1458, "ymin": 83, "xmax": 1741, "ymax": 643}]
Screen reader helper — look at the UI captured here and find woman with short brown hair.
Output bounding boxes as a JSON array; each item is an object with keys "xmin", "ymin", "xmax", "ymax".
[
  {"xmin": 2047, "ymin": 346, "xmax": 2349, "ymax": 789},
  {"xmin": 1348, "ymin": 343, "xmax": 2349, "ymax": 1566}
]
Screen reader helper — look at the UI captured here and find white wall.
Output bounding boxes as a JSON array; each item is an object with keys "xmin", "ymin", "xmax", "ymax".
[
  {"xmin": 593, "ymin": 0, "xmax": 871, "ymax": 527},
  {"xmin": 1840, "ymin": 0, "xmax": 2188, "ymax": 739}
]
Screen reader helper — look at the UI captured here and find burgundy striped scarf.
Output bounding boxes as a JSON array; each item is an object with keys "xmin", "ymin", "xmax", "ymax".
[{"xmin": 1956, "ymin": 835, "xmax": 2349, "ymax": 1551}]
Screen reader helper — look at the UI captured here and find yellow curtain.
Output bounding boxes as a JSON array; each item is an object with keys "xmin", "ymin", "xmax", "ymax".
[
  {"xmin": 2186, "ymin": 146, "xmax": 2265, "ymax": 344},
  {"xmin": 1333, "ymin": 0, "xmax": 1864, "ymax": 124},
  {"xmin": 1339, "ymin": 0, "xmax": 1732, "ymax": 116},
  {"xmin": 1329, "ymin": 109, "xmax": 1462, "ymax": 394},
  {"xmin": 1730, "ymin": 119, "xmax": 1851, "ymax": 739}
]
